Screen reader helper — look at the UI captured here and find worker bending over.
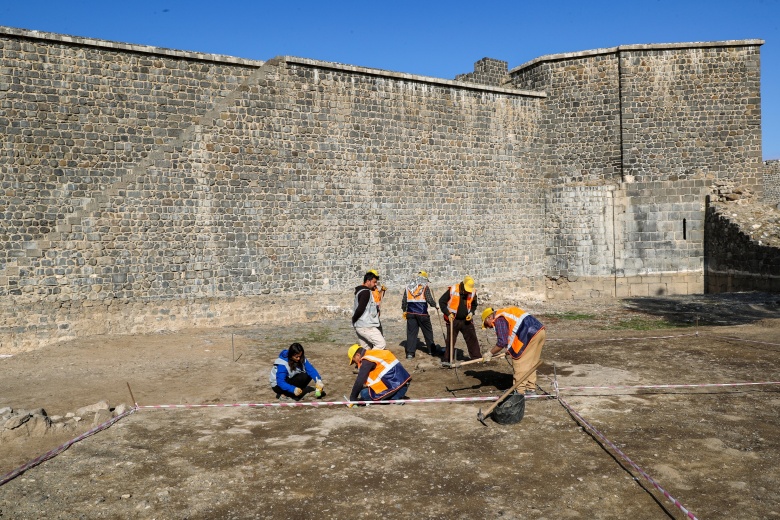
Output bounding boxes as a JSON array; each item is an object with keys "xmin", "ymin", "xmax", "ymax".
[
  {"xmin": 346, "ymin": 344, "xmax": 411, "ymax": 405},
  {"xmin": 481, "ymin": 307, "xmax": 546, "ymax": 395}
]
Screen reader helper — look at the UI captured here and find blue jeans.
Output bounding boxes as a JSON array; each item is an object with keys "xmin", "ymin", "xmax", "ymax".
[{"xmin": 359, "ymin": 383, "xmax": 409, "ymax": 402}]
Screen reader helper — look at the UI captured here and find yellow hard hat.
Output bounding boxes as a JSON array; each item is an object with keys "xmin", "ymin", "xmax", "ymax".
[
  {"xmin": 419, "ymin": 270, "xmax": 429, "ymax": 278},
  {"xmin": 481, "ymin": 307, "xmax": 495, "ymax": 329},
  {"xmin": 463, "ymin": 275, "xmax": 475, "ymax": 293},
  {"xmin": 347, "ymin": 344, "xmax": 362, "ymax": 365},
  {"xmin": 368, "ymin": 269, "xmax": 379, "ymax": 277}
]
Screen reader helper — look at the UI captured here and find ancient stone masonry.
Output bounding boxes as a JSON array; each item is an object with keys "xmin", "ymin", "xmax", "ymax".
[
  {"xmin": 0, "ymin": 26, "xmax": 773, "ymax": 350},
  {"xmin": 455, "ymin": 58, "xmax": 509, "ymax": 87},
  {"xmin": 705, "ymin": 203, "xmax": 780, "ymax": 293},
  {"xmin": 766, "ymin": 160, "xmax": 780, "ymax": 205},
  {"xmin": 509, "ymin": 42, "xmax": 763, "ymax": 299}
]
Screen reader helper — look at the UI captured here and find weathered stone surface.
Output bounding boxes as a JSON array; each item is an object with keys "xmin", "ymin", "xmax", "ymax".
[
  {"xmin": 75, "ymin": 401, "xmax": 110, "ymax": 417},
  {"xmin": 0, "ymin": 27, "xmax": 775, "ymax": 351},
  {"xmin": 4, "ymin": 414, "xmax": 31, "ymax": 430},
  {"xmin": 93, "ymin": 409, "xmax": 113, "ymax": 426}
]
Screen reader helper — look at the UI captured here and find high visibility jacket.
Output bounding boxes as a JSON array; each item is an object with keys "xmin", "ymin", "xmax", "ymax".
[
  {"xmin": 354, "ymin": 287, "xmax": 380, "ymax": 328},
  {"xmin": 495, "ymin": 307, "xmax": 545, "ymax": 359},
  {"xmin": 359, "ymin": 349, "xmax": 411, "ymax": 400},
  {"xmin": 446, "ymin": 284, "xmax": 475, "ymax": 316},
  {"xmin": 405, "ymin": 283, "xmax": 429, "ymax": 314}
]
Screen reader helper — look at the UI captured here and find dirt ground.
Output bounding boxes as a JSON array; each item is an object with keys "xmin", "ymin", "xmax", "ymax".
[{"xmin": 1, "ymin": 292, "xmax": 780, "ymax": 519}]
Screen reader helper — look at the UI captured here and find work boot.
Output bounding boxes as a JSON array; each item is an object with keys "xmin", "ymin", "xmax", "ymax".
[{"xmin": 406, "ymin": 354, "xmax": 414, "ymax": 360}]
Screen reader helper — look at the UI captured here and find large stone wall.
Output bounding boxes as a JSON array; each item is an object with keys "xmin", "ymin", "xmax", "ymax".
[
  {"xmin": 766, "ymin": 160, "xmax": 780, "ymax": 205},
  {"xmin": 0, "ymin": 27, "xmax": 548, "ymax": 350},
  {"xmin": 510, "ymin": 42, "xmax": 762, "ymax": 299},
  {"xmin": 705, "ymin": 204, "xmax": 780, "ymax": 292},
  {"xmin": 0, "ymin": 27, "xmax": 769, "ymax": 350}
]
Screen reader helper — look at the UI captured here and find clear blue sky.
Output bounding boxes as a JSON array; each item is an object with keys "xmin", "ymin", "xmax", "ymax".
[{"xmin": 3, "ymin": 0, "xmax": 779, "ymax": 159}]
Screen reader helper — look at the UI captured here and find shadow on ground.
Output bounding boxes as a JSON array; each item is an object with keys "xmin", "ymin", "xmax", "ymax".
[{"xmin": 622, "ymin": 291, "xmax": 780, "ymax": 326}]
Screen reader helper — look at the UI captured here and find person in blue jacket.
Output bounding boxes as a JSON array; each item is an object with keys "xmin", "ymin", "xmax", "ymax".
[{"xmin": 270, "ymin": 343, "xmax": 324, "ymax": 400}]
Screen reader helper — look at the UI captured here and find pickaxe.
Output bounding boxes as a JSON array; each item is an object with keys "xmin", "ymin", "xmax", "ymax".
[{"xmin": 477, "ymin": 360, "xmax": 542, "ymax": 426}]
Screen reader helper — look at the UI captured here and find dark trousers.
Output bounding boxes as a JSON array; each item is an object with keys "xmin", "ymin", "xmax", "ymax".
[
  {"xmin": 406, "ymin": 314, "xmax": 436, "ymax": 356},
  {"xmin": 443, "ymin": 318, "xmax": 481, "ymax": 362},
  {"xmin": 272, "ymin": 372, "xmax": 312, "ymax": 399}
]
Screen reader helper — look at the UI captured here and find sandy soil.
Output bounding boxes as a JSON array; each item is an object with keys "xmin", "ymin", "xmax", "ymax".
[{"xmin": 1, "ymin": 292, "xmax": 780, "ymax": 519}]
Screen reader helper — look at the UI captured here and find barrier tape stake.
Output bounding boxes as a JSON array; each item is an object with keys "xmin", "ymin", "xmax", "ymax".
[{"xmin": 126, "ymin": 382, "xmax": 138, "ymax": 409}]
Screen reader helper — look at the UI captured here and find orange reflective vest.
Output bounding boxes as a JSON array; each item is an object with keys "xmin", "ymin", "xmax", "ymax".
[
  {"xmin": 495, "ymin": 306, "xmax": 545, "ymax": 359},
  {"xmin": 372, "ymin": 288, "xmax": 383, "ymax": 306},
  {"xmin": 359, "ymin": 349, "xmax": 411, "ymax": 400},
  {"xmin": 446, "ymin": 284, "xmax": 475, "ymax": 316}
]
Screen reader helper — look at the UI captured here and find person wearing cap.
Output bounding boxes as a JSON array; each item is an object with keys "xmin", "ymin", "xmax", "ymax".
[
  {"xmin": 270, "ymin": 343, "xmax": 325, "ymax": 401},
  {"xmin": 438, "ymin": 275, "xmax": 480, "ymax": 364},
  {"xmin": 481, "ymin": 306, "xmax": 546, "ymax": 395},
  {"xmin": 352, "ymin": 271, "xmax": 386, "ymax": 350},
  {"xmin": 346, "ymin": 344, "xmax": 411, "ymax": 406},
  {"xmin": 401, "ymin": 270, "xmax": 440, "ymax": 359}
]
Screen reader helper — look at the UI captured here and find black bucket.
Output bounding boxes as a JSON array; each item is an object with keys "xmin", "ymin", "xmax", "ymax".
[{"xmin": 492, "ymin": 391, "xmax": 526, "ymax": 425}]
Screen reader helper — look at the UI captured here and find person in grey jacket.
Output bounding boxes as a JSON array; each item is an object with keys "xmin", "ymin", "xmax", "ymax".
[{"xmin": 352, "ymin": 271, "xmax": 386, "ymax": 350}]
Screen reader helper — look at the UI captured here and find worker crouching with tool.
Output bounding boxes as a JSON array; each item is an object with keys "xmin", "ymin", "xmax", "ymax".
[
  {"xmin": 270, "ymin": 343, "xmax": 325, "ymax": 401},
  {"xmin": 481, "ymin": 307, "xmax": 546, "ymax": 395},
  {"xmin": 439, "ymin": 275, "xmax": 481, "ymax": 366},
  {"xmin": 346, "ymin": 344, "xmax": 411, "ymax": 407}
]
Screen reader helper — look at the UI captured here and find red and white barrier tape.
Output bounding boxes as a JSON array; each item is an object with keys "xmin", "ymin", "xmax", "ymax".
[
  {"xmin": 558, "ymin": 396, "xmax": 698, "ymax": 520},
  {"xmin": 137, "ymin": 394, "xmax": 550, "ymax": 410},
  {"xmin": 701, "ymin": 332, "xmax": 780, "ymax": 348},
  {"xmin": 547, "ymin": 332, "xmax": 699, "ymax": 343},
  {"xmin": 556, "ymin": 380, "xmax": 780, "ymax": 392},
  {"xmin": 0, "ymin": 407, "xmax": 136, "ymax": 487}
]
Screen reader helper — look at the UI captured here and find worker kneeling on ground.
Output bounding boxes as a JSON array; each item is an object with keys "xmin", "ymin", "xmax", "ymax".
[
  {"xmin": 346, "ymin": 344, "xmax": 411, "ymax": 406},
  {"xmin": 481, "ymin": 306, "xmax": 546, "ymax": 395},
  {"xmin": 270, "ymin": 342, "xmax": 325, "ymax": 401}
]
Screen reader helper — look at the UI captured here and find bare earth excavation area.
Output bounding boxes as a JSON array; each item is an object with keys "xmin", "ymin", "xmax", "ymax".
[{"xmin": 1, "ymin": 293, "xmax": 779, "ymax": 519}]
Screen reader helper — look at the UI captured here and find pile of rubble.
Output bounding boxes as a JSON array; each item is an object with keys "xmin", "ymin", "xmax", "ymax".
[
  {"xmin": 710, "ymin": 182, "xmax": 780, "ymax": 249},
  {"xmin": 1, "ymin": 401, "xmax": 129, "ymax": 443}
]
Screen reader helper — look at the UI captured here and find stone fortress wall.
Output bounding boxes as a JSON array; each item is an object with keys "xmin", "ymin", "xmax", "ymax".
[
  {"xmin": 766, "ymin": 160, "xmax": 780, "ymax": 205},
  {"xmin": 0, "ymin": 26, "xmax": 772, "ymax": 350}
]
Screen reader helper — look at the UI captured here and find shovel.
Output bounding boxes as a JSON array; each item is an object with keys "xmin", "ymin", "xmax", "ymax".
[{"xmin": 477, "ymin": 360, "xmax": 542, "ymax": 426}]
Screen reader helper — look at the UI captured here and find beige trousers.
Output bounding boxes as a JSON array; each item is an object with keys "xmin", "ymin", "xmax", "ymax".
[{"xmin": 511, "ymin": 328, "xmax": 546, "ymax": 391}]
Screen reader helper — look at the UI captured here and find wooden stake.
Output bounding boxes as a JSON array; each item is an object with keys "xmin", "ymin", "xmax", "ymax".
[{"xmin": 126, "ymin": 382, "xmax": 139, "ymax": 408}]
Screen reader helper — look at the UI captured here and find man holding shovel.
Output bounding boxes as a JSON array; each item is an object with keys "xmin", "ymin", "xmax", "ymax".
[
  {"xmin": 438, "ymin": 275, "xmax": 481, "ymax": 366},
  {"xmin": 481, "ymin": 306, "xmax": 546, "ymax": 395}
]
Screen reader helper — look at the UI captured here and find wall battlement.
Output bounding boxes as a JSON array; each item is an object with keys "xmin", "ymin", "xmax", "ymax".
[{"xmin": 0, "ymin": 26, "xmax": 772, "ymax": 351}]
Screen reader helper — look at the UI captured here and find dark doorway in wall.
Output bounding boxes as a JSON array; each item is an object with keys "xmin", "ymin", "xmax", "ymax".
[{"xmin": 683, "ymin": 218, "xmax": 687, "ymax": 240}]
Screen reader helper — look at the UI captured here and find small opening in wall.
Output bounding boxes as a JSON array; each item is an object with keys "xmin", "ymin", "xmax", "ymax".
[{"xmin": 683, "ymin": 218, "xmax": 687, "ymax": 240}]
